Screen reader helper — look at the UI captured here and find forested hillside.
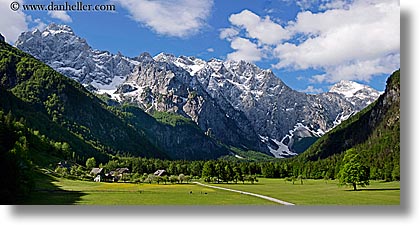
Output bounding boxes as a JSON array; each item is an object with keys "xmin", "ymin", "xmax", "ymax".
[
  {"xmin": 0, "ymin": 41, "xmax": 167, "ymax": 161},
  {"xmin": 0, "ymin": 41, "xmax": 231, "ymax": 164},
  {"xmin": 287, "ymin": 70, "xmax": 400, "ymax": 180}
]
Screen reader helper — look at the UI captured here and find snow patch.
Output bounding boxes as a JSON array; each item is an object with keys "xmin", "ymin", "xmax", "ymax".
[
  {"xmin": 269, "ymin": 138, "xmax": 297, "ymax": 158},
  {"xmin": 96, "ymin": 89, "xmax": 121, "ymax": 102},
  {"xmin": 332, "ymin": 111, "xmax": 355, "ymax": 128},
  {"xmin": 258, "ymin": 135, "xmax": 297, "ymax": 158},
  {"xmin": 91, "ymin": 75, "xmax": 127, "ymax": 91},
  {"xmin": 330, "ymin": 80, "xmax": 366, "ymax": 98}
]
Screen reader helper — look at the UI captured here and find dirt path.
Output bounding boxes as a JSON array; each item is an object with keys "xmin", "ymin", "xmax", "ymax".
[{"xmin": 193, "ymin": 182, "xmax": 295, "ymax": 205}]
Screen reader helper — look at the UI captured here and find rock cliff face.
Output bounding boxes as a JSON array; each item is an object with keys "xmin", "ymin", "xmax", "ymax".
[
  {"xmin": 117, "ymin": 53, "xmax": 265, "ymax": 153},
  {"xmin": 15, "ymin": 24, "xmax": 136, "ymax": 90},
  {"xmin": 15, "ymin": 24, "xmax": 381, "ymax": 158},
  {"xmin": 116, "ymin": 53, "xmax": 361, "ymax": 156}
]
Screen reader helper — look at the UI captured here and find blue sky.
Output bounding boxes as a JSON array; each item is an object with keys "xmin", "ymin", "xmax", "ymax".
[{"xmin": 0, "ymin": 0, "xmax": 400, "ymax": 92}]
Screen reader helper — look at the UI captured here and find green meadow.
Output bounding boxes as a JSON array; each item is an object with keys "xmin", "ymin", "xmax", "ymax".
[
  {"xmin": 23, "ymin": 172, "xmax": 399, "ymax": 205},
  {"xmin": 215, "ymin": 178, "xmax": 400, "ymax": 205},
  {"xmin": 24, "ymin": 173, "xmax": 274, "ymax": 205}
]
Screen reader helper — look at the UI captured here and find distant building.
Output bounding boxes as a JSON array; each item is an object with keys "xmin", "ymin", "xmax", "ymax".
[
  {"xmin": 91, "ymin": 167, "xmax": 131, "ymax": 182},
  {"xmin": 154, "ymin": 169, "xmax": 167, "ymax": 176},
  {"xmin": 90, "ymin": 167, "xmax": 103, "ymax": 176},
  {"xmin": 109, "ymin": 168, "xmax": 130, "ymax": 182},
  {"xmin": 0, "ymin": 33, "xmax": 5, "ymax": 42},
  {"xmin": 116, "ymin": 168, "xmax": 130, "ymax": 175},
  {"xmin": 90, "ymin": 168, "xmax": 104, "ymax": 182}
]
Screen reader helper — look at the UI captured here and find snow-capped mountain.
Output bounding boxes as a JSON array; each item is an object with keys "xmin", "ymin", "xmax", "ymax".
[
  {"xmin": 329, "ymin": 80, "xmax": 381, "ymax": 110},
  {"xmin": 15, "ymin": 24, "xmax": 381, "ymax": 158},
  {"xmin": 15, "ymin": 24, "xmax": 137, "ymax": 91},
  {"xmin": 114, "ymin": 53, "xmax": 359, "ymax": 157}
]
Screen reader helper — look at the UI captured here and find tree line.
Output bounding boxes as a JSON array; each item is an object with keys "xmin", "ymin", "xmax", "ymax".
[{"xmin": 77, "ymin": 146, "xmax": 398, "ymax": 185}]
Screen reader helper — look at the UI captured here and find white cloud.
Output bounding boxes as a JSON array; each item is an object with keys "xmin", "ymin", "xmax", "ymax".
[
  {"xmin": 319, "ymin": 0, "xmax": 353, "ymax": 10},
  {"xmin": 274, "ymin": 0, "xmax": 400, "ymax": 82},
  {"xmin": 207, "ymin": 48, "xmax": 214, "ymax": 52},
  {"xmin": 0, "ymin": 0, "xmax": 68, "ymax": 43},
  {"xmin": 48, "ymin": 11, "xmax": 72, "ymax": 23},
  {"xmin": 0, "ymin": 0, "xmax": 28, "ymax": 43},
  {"xmin": 311, "ymin": 53, "xmax": 400, "ymax": 83},
  {"xmin": 282, "ymin": 0, "xmax": 353, "ymax": 10},
  {"xmin": 294, "ymin": 0, "xmax": 318, "ymax": 10},
  {"xmin": 221, "ymin": 0, "xmax": 400, "ymax": 84},
  {"xmin": 226, "ymin": 37, "xmax": 262, "ymax": 63},
  {"xmin": 113, "ymin": 0, "xmax": 213, "ymax": 38},
  {"xmin": 228, "ymin": 10, "xmax": 290, "ymax": 45},
  {"xmin": 219, "ymin": 27, "xmax": 239, "ymax": 41},
  {"xmin": 300, "ymin": 85, "xmax": 324, "ymax": 94},
  {"xmin": 220, "ymin": 10, "xmax": 289, "ymax": 64},
  {"xmin": 32, "ymin": 18, "xmax": 47, "ymax": 31}
]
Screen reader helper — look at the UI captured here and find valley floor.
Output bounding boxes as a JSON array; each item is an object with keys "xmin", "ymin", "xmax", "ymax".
[
  {"xmin": 215, "ymin": 178, "xmax": 400, "ymax": 205},
  {"xmin": 22, "ymin": 173, "xmax": 400, "ymax": 205}
]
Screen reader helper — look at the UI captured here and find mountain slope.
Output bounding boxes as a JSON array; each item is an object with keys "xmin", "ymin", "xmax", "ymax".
[
  {"xmin": 300, "ymin": 69, "xmax": 400, "ymax": 162},
  {"xmin": 15, "ymin": 24, "xmax": 136, "ymax": 90},
  {"xmin": 118, "ymin": 105, "xmax": 229, "ymax": 160},
  {"xmin": 1, "ymin": 41, "xmax": 231, "ymax": 160},
  {"xmin": 0, "ymin": 41, "xmax": 167, "ymax": 161},
  {"xmin": 15, "ymin": 24, "xmax": 382, "ymax": 157},
  {"xmin": 116, "ymin": 53, "xmax": 266, "ymax": 153},
  {"xmin": 119, "ymin": 53, "xmax": 358, "ymax": 157}
]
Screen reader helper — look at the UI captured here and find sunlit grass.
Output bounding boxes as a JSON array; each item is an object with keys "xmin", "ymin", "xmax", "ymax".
[
  {"xmin": 24, "ymin": 172, "xmax": 399, "ymax": 205},
  {"xmin": 214, "ymin": 178, "xmax": 400, "ymax": 205},
  {"xmin": 25, "ymin": 175, "xmax": 276, "ymax": 205}
]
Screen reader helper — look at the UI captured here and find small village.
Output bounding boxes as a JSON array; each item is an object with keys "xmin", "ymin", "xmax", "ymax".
[{"xmin": 55, "ymin": 159, "xmax": 196, "ymax": 185}]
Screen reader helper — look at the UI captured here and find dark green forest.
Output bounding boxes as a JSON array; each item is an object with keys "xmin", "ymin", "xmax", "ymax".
[{"xmin": 0, "ymin": 41, "xmax": 167, "ymax": 161}]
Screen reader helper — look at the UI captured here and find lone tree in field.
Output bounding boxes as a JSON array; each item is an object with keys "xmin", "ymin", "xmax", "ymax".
[
  {"xmin": 338, "ymin": 149, "xmax": 370, "ymax": 191},
  {"xmin": 178, "ymin": 174, "xmax": 186, "ymax": 184}
]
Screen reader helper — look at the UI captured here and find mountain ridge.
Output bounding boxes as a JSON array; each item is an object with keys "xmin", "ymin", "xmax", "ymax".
[
  {"xmin": 1, "ymin": 41, "xmax": 232, "ymax": 161},
  {"xmin": 300, "ymin": 69, "xmax": 400, "ymax": 162},
  {"xmin": 15, "ymin": 24, "xmax": 382, "ymax": 157}
]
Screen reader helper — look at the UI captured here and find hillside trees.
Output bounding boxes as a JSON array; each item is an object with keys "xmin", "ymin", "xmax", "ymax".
[
  {"xmin": 86, "ymin": 157, "xmax": 96, "ymax": 169},
  {"xmin": 0, "ymin": 109, "xmax": 73, "ymax": 203},
  {"xmin": 202, "ymin": 161, "xmax": 215, "ymax": 181}
]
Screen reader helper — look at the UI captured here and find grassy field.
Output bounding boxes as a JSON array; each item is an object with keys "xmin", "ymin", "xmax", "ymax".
[
  {"xmin": 23, "ymin": 173, "xmax": 275, "ymax": 205},
  {"xmin": 214, "ymin": 178, "xmax": 400, "ymax": 205},
  {"xmin": 23, "ymin": 172, "xmax": 399, "ymax": 205}
]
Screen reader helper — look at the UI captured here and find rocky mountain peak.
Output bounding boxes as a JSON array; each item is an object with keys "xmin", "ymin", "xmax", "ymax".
[
  {"xmin": 134, "ymin": 52, "xmax": 153, "ymax": 62},
  {"xmin": 330, "ymin": 80, "xmax": 372, "ymax": 97},
  {"xmin": 15, "ymin": 24, "xmax": 136, "ymax": 91},
  {"xmin": 153, "ymin": 52, "xmax": 176, "ymax": 62},
  {"xmin": 329, "ymin": 80, "xmax": 381, "ymax": 110},
  {"xmin": 15, "ymin": 23, "xmax": 382, "ymax": 158},
  {"xmin": 44, "ymin": 23, "xmax": 74, "ymax": 34}
]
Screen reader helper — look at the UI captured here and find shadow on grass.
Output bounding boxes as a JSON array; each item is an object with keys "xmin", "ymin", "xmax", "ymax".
[
  {"xmin": 344, "ymin": 188, "xmax": 400, "ymax": 192},
  {"xmin": 18, "ymin": 170, "xmax": 86, "ymax": 205},
  {"xmin": 358, "ymin": 188, "xmax": 400, "ymax": 191}
]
